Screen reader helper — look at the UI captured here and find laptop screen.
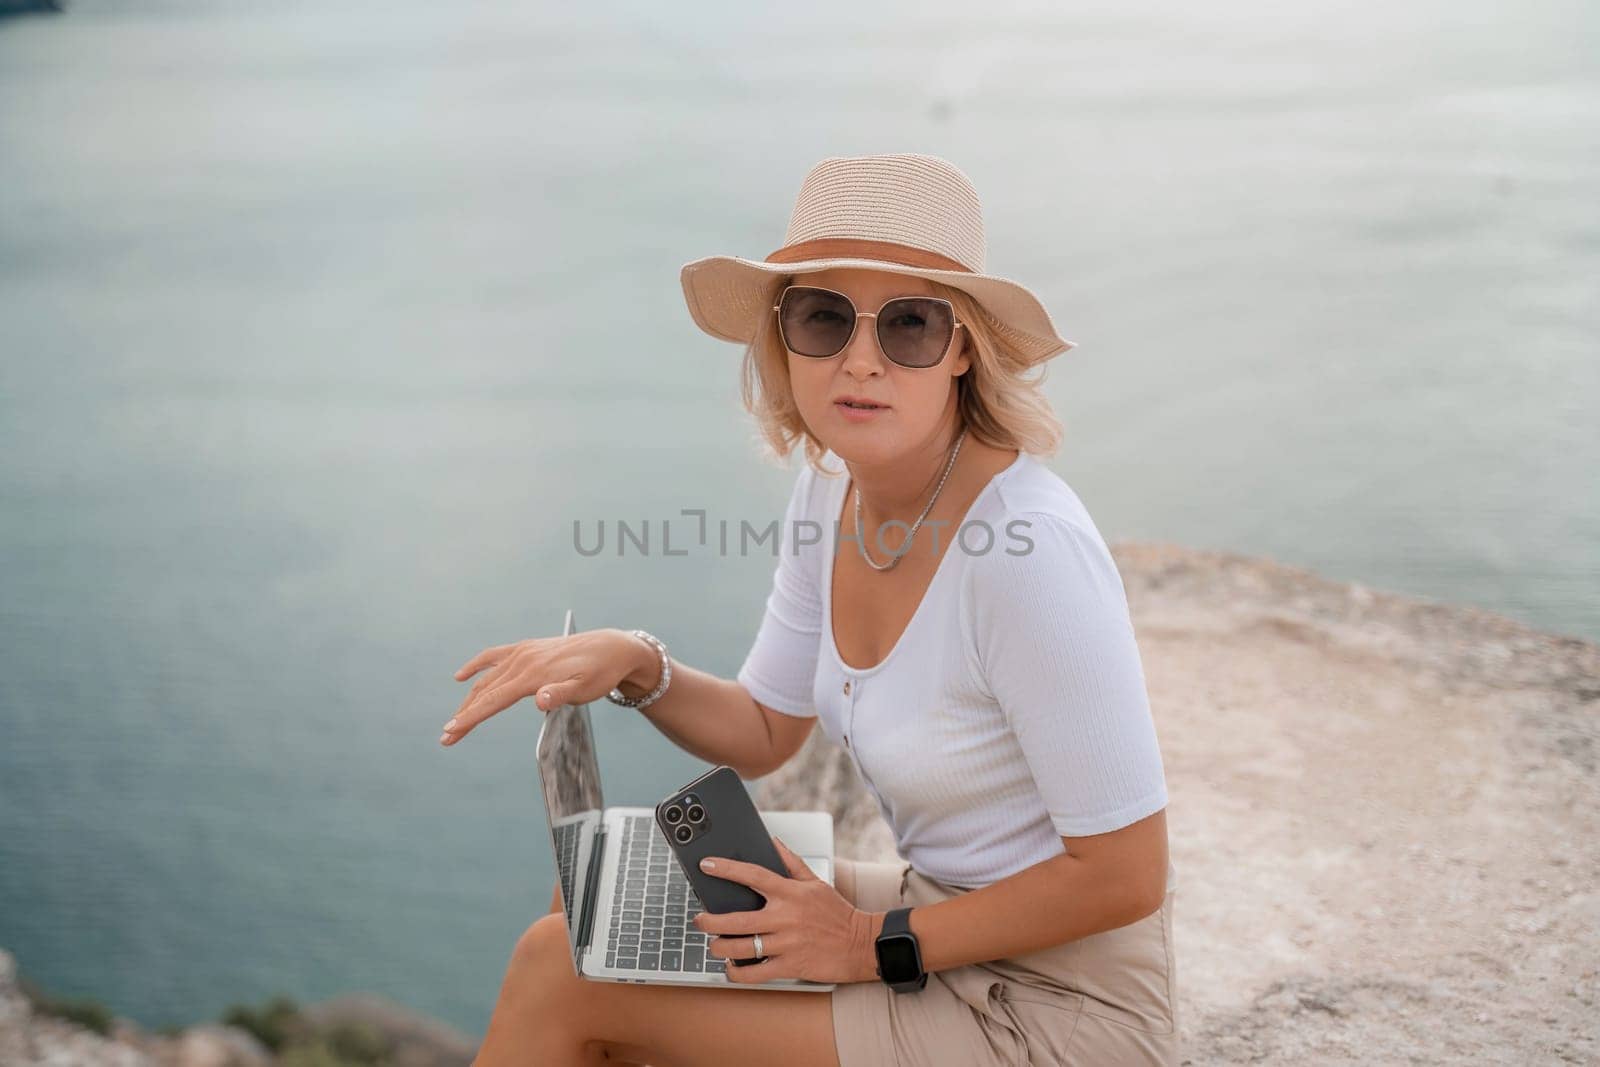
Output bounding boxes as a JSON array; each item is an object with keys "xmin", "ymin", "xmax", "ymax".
[{"xmin": 534, "ymin": 608, "xmax": 606, "ymax": 967}]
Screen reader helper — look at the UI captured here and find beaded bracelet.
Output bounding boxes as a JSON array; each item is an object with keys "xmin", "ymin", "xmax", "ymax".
[{"xmin": 606, "ymin": 630, "xmax": 672, "ymax": 711}]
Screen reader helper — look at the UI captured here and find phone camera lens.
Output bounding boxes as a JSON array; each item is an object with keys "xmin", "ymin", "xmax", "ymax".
[
  {"xmin": 662, "ymin": 805, "xmax": 682, "ymax": 825},
  {"xmin": 673, "ymin": 824, "xmax": 692, "ymax": 844},
  {"xmin": 686, "ymin": 804, "xmax": 705, "ymax": 823}
]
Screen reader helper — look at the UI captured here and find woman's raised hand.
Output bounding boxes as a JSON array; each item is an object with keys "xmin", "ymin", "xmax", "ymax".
[{"xmin": 439, "ymin": 628, "xmax": 652, "ymax": 746}]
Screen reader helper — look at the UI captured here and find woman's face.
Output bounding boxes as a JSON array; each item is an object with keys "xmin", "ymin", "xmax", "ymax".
[{"xmin": 782, "ymin": 267, "xmax": 972, "ymax": 465}]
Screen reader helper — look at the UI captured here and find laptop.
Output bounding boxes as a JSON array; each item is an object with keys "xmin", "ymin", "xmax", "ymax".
[{"xmin": 536, "ymin": 607, "xmax": 837, "ymax": 991}]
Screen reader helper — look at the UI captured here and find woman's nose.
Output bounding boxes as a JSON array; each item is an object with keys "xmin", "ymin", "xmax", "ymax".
[{"xmin": 840, "ymin": 312, "xmax": 886, "ymax": 373}]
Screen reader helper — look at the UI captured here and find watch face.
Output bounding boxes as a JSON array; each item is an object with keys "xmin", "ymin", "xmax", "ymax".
[{"xmin": 876, "ymin": 934, "xmax": 921, "ymax": 982}]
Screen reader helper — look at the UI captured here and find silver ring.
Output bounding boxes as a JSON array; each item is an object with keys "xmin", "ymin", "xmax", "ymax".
[{"xmin": 752, "ymin": 933, "xmax": 764, "ymax": 958}]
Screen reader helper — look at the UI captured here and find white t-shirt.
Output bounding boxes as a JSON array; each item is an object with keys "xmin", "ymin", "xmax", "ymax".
[{"xmin": 737, "ymin": 448, "xmax": 1169, "ymax": 889}]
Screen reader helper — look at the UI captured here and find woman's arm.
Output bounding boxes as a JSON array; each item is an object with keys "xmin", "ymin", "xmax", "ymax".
[
  {"xmin": 860, "ymin": 808, "xmax": 1169, "ymax": 976},
  {"xmin": 613, "ymin": 633, "xmax": 780, "ymax": 781},
  {"xmin": 918, "ymin": 508, "xmax": 1169, "ymax": 974}
]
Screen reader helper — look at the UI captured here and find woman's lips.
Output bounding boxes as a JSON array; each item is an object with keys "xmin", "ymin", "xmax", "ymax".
[{"xmin": 835, "ymin": 399, "xmax": 889, "ymax": 422}]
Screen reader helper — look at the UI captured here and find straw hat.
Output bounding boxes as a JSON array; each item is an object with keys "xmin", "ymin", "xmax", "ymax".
[{"xmin": 679, "ymin": 152, "xmax": 1076, "ymax": 365}]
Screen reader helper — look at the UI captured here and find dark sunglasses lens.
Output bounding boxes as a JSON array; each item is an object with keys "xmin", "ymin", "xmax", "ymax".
[
  {"xmin": 778, "ymin": 287, "xmax": 855, "ymax": 357},
  {"xmin": 878, "ymin": 298, "xmax": 955, "ymax": 368}
]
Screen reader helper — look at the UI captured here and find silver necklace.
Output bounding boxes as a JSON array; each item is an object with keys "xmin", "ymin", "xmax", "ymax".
[{"xmin": 853, "ymin": 427, "xmax": 967, "ymax": 572}]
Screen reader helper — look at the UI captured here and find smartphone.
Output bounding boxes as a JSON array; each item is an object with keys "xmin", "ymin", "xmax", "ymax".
[{"xmin": 656, "ymin": 765, "xmax": 788, "ymax": 966}]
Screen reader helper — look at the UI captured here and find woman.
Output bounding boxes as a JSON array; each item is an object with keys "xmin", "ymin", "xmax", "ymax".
[{"xmin": 442, "ymin": 153, "xmax": 1178, "ymax": 1066}]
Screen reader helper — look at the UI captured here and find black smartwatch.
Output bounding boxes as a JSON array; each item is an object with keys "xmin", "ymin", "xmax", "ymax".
[{"xmin": 873, "ymin": 906, "xmax": 927, "ymax": 993}]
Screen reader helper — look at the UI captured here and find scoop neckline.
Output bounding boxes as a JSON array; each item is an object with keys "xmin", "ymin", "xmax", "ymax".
[{"xmin": 823, "ymin": 450, "xmax": 1029, "ymax": 678}]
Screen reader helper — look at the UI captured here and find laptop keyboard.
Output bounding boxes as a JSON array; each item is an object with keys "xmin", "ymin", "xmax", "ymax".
[
  {"xmin": 605, "ymin": 814, "xmax": 721, "ymax": 975},
  {"xmin": 552, "ymin": 820, "xmax": 580, "ymax": 917}
]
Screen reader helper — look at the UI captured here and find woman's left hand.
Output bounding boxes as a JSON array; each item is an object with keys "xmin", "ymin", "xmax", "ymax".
[{"xmin": 694, "ymin": 837, "xmax": 878, "ymax": 985}]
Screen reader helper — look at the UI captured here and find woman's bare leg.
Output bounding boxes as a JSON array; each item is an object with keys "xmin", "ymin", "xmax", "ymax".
[
  {"xmin": 473, "ymin": 888, "xmax": 840, "ymax": 1067},
  {"xmin": 540, "ymin": 884, "xmax": 656, "ymax": 1066}
]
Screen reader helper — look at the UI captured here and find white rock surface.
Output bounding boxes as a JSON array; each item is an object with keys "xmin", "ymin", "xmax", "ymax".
[
  {"xmin": 0, "ymin": 949, "xmax": 153, "ymax": 1066},
  {"xmin": 163, "ymin": 1025, "xmax": 272, "ymax": 1067},
  {"xmin": 0, "ymin": 949, "xmax": 471, "ymax": 1067}
]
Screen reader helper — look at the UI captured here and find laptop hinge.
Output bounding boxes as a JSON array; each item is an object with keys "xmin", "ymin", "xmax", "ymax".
[{"xmin": 575, "ymin": 826, "xmax": 606, "ymax": 955}]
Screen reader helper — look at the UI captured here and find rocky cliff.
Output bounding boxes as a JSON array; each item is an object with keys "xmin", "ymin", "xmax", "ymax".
[{"xmin": 0, "ymin": 949, "xmax": 475, "ymax": 1067}]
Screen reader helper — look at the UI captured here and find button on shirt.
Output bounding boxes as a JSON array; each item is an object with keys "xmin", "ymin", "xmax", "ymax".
[{"xmin": 736, "ymin": 449, "xmax": 1169, "ymax": 889}]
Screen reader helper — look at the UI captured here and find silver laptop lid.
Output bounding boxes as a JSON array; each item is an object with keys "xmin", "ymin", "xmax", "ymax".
[{"xmin": 534, "ymin": 608, "xmax": 607, "ymax": 970}]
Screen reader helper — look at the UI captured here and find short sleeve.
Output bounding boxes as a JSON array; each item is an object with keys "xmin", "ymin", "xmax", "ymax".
[
  {"xmin": 964, "ymin": 511, "xmax": 1168, "ymax": 837},
  {"xmin": 735, "ymin": 464, "xmax": 824, "ymax": 718}
]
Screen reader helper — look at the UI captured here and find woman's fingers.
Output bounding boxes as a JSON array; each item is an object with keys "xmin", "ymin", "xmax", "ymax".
[
  {"xmin": 719, "ymin": 955, "xmax": 782, "ymax": 983},
  {"xmin": 441, "ymin": 664, "xmax": 536, "ymax": 743},
  {"xmin": 454, "ymin": 642, "xmax": 516, "ymax": 681},
  {"xmin": 440, "ymin": 669, "xmax": 591, "ymax": 746},
  {"xmin": 771, "ymin": 836, "xmax": 817, "ymax": 881},
  {"xmin": 533, "ymin": 678, "xmax": 582, "ymax": 712},
  {"xmin": 448, "ymin": 659, "xmax": 516, "ymax": 723},
  {"xmin": 441, "ymin": 631, "xmax": 621, "ymax": 748},
  {"xmin": 705, "ymin": 929, "xmax": 791, "ymax": 966}
]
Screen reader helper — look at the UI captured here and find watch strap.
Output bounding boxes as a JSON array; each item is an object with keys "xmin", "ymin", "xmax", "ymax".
[{"xmin": 881, "ymin": 905, "xmax": 913, "ymax": 938}]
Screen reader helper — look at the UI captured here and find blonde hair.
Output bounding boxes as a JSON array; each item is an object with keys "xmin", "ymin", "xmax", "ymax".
[{"xmin": 739, "ymin": 274, "xmax": 1065, "ymax": 473}]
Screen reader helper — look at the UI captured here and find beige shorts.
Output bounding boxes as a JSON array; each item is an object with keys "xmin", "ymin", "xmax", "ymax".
[{"xmin": 830, "ymin": 856, "xmax": 1178, "ymax": 1067}]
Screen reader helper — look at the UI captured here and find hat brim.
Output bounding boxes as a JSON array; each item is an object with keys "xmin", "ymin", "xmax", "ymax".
[{"xmin": 680, "ymin": 255, "xmax": 1076, "ymax": 364}]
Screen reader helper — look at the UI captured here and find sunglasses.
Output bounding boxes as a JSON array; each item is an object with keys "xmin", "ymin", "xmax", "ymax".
[{"xmin": 771, "ymin": 284, "xmax": 965, "ymax": 369}]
